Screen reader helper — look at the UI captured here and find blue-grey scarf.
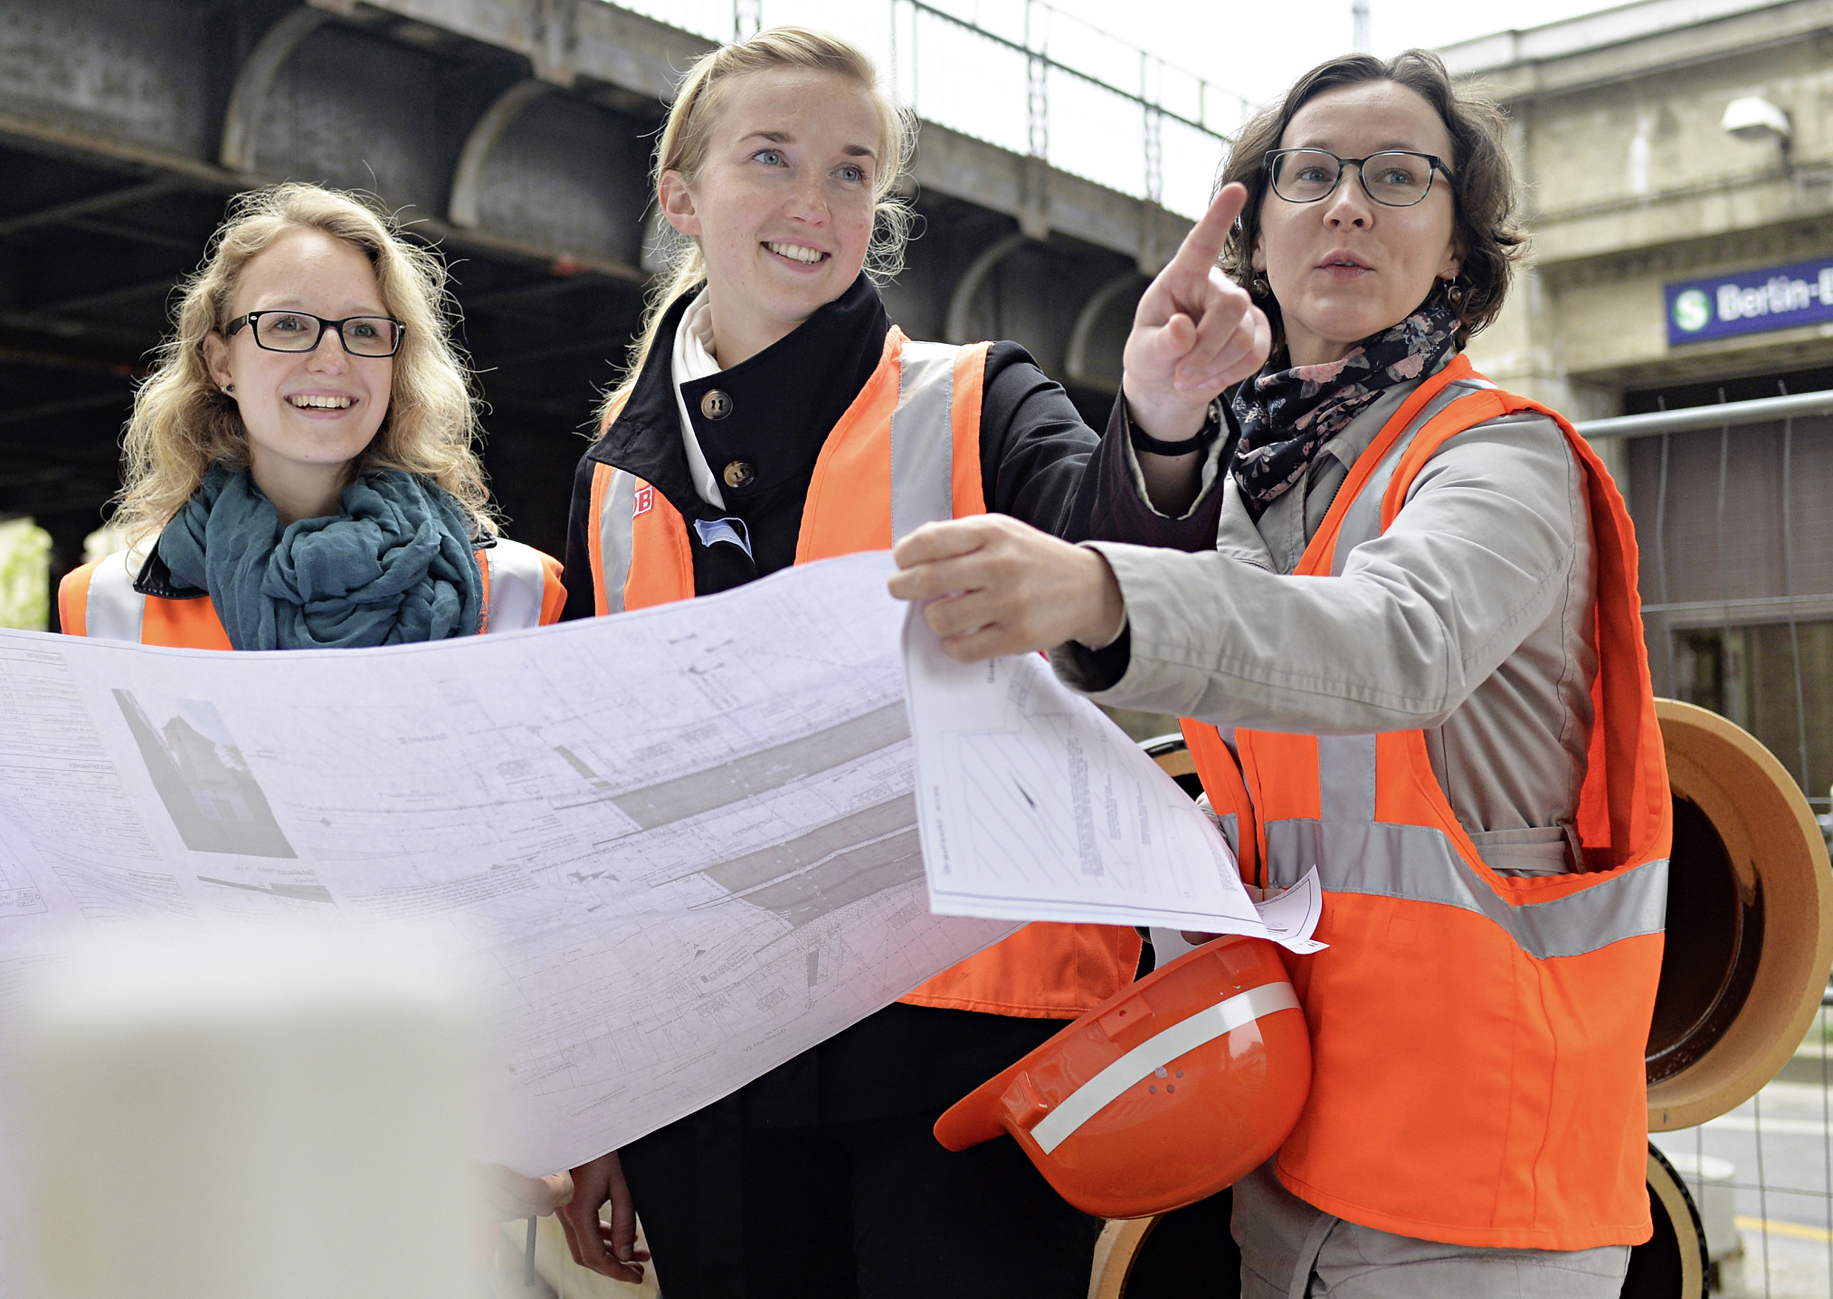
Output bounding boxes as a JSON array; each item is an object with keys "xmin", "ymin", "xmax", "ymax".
[{"xmin": 159, "ymin": 464, "xmax": 483, "ymax": 650}]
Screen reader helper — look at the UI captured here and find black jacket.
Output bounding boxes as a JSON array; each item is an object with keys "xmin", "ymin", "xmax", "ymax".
[
  {"xmin": 560, "ymin": 273, "xmax": 1218, "ymax": 1127},
  {"xmin": 560, "ymin": 274, "xmax": 1181, "ymax": 619}
]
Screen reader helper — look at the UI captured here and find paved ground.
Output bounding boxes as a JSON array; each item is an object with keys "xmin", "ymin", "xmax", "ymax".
[{"xmin": 1655, "ymin": 1076, "xmax": 1833, "ymax": 1298}]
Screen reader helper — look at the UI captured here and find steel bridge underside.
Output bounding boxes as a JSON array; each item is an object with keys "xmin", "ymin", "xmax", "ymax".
[{"xmin": 0, "ymin": 0, "xmax": 1192, "ymax": 609}]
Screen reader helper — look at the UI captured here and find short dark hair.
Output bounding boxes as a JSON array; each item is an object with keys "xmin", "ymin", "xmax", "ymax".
[{"xmin": 1217, "ymin": 50, "xmax": 1525, "ymax": 349}]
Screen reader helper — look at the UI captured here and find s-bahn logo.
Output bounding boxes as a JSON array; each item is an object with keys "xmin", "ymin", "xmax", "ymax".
[
  {"xmin": 1667, "ymin": 257, "xmax": 1833, "ymax": 346},
  {"xmin": 1671, "ymin": 289, "xmax": 1711, "ymax": 334}
]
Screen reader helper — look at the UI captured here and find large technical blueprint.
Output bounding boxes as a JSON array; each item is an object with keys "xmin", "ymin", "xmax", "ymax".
[
  {"xmin": 0, "ymin": 549, "xmax": 1317, "ymax": 1178},
  {"xmin": 0, "ymin": 552, "xmax": 1015, "ymax": 1175}
]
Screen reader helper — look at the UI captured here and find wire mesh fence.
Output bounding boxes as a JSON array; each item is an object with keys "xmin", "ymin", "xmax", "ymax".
[
  {"xmin": 1587, "ymin": 391, "xmax": 1833, "ymax": 1297},
  {"xmin": 1611, "ymin": 397, "xmax": 1833, "ymax": 825},
  {"xmin": 1651, "ymin": 996, "xmax": 1833, "ymax": 1297}
]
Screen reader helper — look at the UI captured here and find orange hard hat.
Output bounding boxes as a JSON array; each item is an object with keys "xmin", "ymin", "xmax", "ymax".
[{"xmin": 933, "ymin": 934, "xmax": 1311, "ymax": 1220}]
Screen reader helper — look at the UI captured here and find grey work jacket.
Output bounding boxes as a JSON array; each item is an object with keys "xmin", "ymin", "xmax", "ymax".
[{"xmin": 1056, "ymin": 357, "xmax": 1599, "ymax": 877}]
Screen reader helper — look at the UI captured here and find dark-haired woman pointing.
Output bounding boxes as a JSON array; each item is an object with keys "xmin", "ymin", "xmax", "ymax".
[{"xmin": 894, "ymin": 51, "xmax": 1668, "ymax": 1298}]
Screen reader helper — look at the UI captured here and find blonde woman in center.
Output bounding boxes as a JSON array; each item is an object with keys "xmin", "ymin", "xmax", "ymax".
[
  {"xmin": 554, "ymin": 25, "xmax": 1268, "ymax": 1299},
  {"xmin": 61, "ymin": 183, "xmax": 564, "ymax": 649}
]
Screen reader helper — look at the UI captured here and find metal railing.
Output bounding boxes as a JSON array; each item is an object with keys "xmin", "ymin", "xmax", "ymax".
[
  {"xmin": 1575, "ymin": 389, "xmax": 1833, "ymax": 441},
  {"xmin": 891, "ymin": 0, "xmax": 1239, "ymax": 205},
  {"xmin": 1615, "ymin": 388, "xmax": 1833, "ymax": 1297},
  {"xmin": 598, "ymin": 0, "xmax": 1250, "ymax": 218},
  {"xmin": 1656, "ymin": 1002, "xmax": 1833, "ymax": 1298}
]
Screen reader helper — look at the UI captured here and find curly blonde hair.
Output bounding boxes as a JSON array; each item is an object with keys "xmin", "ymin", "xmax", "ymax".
[
  {"xmin": 112, "ymin": 183, "xmax": 493, "ymax": 545},
  {"xmin": 600, "ymin": 26, "xmax": 917, "ymax": 423}
]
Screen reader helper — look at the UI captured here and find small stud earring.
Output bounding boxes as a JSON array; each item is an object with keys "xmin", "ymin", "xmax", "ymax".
[{"xmin": 222, "ymin": 384, "xmax": 234, "ymax": 395}]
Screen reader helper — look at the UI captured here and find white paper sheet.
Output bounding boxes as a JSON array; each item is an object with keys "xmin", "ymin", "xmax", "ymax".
[
  {"xmin": 902, "ymin": 608, "xmax": 1324, "ymax": 951},
  {"xmin": 0, "ymin": 552, "xmax": 1017, "ymax": 1175}
]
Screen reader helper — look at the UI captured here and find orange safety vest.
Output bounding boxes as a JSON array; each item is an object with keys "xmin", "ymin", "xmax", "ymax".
[
  {"xmin": 59, "ymin": 537, "xmax": 565, "ymax": 646},
  {"xmin": 585, "ymin": 326, "xmax": 1141, "ymax": 1018},
  {"xmin": 1183, "ymin": 355, "xmax": 1670, "ymax": 1251}
]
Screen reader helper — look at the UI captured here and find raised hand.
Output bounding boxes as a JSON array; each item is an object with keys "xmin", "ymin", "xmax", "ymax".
[{"xmin": 1123, "ymin": 182, "xmax": 1271, "ymax": 440}]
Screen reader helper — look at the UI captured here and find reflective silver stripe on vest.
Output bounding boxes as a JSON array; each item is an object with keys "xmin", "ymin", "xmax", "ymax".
[
  {"xmin": 85, "ymin": 551, "xmax": 147, "ymax": 641},
  {"xmin": 889, "ymin": 340, "xmax": 963, "ymax": 540},
  {"xmin": 1266, "ymin": 819, "xmax": 1668, "ymax": 959},
  {"xmin": 1030, "ymin": 981, "xmax": 1301, "ymax": 1155},
  {"xmin": 1216, "ymin": 811, "xmax": 1240, "ymax": 859},
  {"xmin": 1330, "ymin": 379, "xmax": 1491, "ymax": 574},
  {"xmin": 1316, "ymin": 734, "xmax": 1376, "ymax": 823},
  {"xmin": 595, "ymin": 468, "xmax": 638, "ymax": 615},
  {"xmin": 482, "ymin": 538, "xmax": 548, "ymax": 632},
  {"xmin": 594, "ymin": 342, "xmax": 962, "ymax": 608}
]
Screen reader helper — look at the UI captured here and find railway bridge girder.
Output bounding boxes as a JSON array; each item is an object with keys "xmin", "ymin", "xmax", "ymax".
[{"xmin": 0, "ymin": 0, "xmax": 1192, "ymax": 604}]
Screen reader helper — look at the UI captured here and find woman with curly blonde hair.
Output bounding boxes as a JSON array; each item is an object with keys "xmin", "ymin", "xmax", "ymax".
[{"xmin": 60, "ymin": 182, "xmax": 563, "ymax": 648}]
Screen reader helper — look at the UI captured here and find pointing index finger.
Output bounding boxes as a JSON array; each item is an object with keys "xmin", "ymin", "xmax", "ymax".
[{"xmin": 1167, "ymin": 182, "xmax": 1248, "ymax": 278}]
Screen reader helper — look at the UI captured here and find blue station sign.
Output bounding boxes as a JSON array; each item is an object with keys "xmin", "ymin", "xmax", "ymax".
[{"xmin": 1667, "ymin": 256, "xmax": 1833, "ymax": 346}]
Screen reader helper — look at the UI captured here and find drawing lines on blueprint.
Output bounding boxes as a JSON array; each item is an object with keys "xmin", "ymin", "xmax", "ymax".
[
  {"xmin": 603, "ymin": 702, "xmax": 909, "ymax": 829},
  {"xmin": 0, "ymin": 649, "xmax": 154, "ymax": 866},
  {"xmin": 0, "ymin": 814, "xmax": 47, "ymax": 920},
  {"xmin": 692, "ymin": 792, "xmax": 922, "ymax": 927},
  {"xmin": 905, "ymin": 605, "xmax": 1286, "ymax": 936},
  {"xmin": 0, "ymin": 647, "xmax": 103, "ymax": 762},
  {"xmin": 0, "ymin": 553, "xmax": 1022, "ymax": 1175},
  {"xmin": 0, "ymin": 647, "xmax": 194, "ymax": 923},
  {"xmin": 931, "ymin": 686, "xmax": 1219, "ymax": 912},
  {"xmin": 947, "ymin": 723, "xmax": 1088, "ymax": 887}
]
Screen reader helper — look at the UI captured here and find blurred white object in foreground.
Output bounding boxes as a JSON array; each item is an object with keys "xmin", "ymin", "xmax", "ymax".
[{"xmin": 8, "ymin": 928, "xmax": 484, "ymax": 1299}]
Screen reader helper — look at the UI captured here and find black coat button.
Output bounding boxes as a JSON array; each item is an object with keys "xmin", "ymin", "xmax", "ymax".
[
  {"xmin": 722, "ymin": 460, "xmax": 756, "ymax": 489},
  {"xmin": 700, "ymin": 389, "xmax": 732, "ymax": 420}
]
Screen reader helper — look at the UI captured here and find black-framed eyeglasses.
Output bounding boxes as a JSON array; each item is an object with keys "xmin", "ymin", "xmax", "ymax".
[
  {"xmin": 1263, "ymin": 149, "xmax": 1453, "ymax": 208},
  {"xmin": 224, "ymin": 311, "xmax": 405, "ymax": 357}
]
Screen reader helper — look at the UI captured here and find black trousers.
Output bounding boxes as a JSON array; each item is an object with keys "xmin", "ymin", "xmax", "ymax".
[{"xmin": 619, "ymin": 1096, "xmax": 1099, "ymax": 1299}]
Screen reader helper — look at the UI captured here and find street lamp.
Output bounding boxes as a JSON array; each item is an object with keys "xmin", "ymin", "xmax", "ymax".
[{"xmin": 1721, "ymin": 95, "xmax": 1791, "ymax": 148}]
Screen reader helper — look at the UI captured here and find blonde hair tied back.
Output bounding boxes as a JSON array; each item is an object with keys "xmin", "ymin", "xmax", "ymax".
[
  {"xmin": 601, "ymin": 26, "xmax": 916, "ymax": 424},
  {"xmin": 113, "ymin": 182, "xmax": 493, "ymax": 546}
]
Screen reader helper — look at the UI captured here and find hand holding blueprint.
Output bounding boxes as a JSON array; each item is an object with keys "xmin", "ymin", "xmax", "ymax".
[{"xmin": 902, "ymin": 609, "xmax": 1324, "ymax": 951}]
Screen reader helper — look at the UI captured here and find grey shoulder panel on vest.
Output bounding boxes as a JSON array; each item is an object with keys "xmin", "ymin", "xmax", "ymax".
[
  {"xmin": 1329, "ymin": 378, "xmax": 1495, "ymax": 575},
  {"xmin": 484, "ymin": 538, "xmax": 549, "ymax": 632},
  {"xmin": 595, "ymin": 468, "xmax": 639, "ymax": 615},
  {"xmin": 890, "ymin": 341, "xmax": 963, "ymax": 541},
  {"xmin": 85, "ymin": 550, "xmax": 149, "ymax": 642}
]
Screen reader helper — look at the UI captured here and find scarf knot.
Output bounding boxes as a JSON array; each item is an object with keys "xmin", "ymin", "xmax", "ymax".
[
  {"xmin": 1230, "ymin": 301, "xmax": 1457, "ymax": 519},
  {"xmin": 159, "ymin": 464, "xmax": 484, "ymax": 650}
]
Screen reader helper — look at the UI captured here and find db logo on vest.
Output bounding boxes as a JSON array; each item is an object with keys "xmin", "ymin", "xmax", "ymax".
[{"xmin": 935, "ymin": 935, "xmax": 1310, "ymax": 1219}]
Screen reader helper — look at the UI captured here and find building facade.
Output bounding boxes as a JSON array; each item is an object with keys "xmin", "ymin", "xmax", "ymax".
[{"xmin": 1448, "ymin": 0, "xmax": 1833, "ymax": 808}]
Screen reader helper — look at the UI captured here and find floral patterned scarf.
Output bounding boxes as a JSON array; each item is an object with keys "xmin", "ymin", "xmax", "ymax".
[{"xmin": 1230, "ymin": 300, "xmax": 1458, "ymax": 520}]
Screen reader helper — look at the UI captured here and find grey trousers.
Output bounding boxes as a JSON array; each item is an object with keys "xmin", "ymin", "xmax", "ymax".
[{"xmin": 1233, "ymin": 1163, "xmax": 1631, "ymax": 1299}]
